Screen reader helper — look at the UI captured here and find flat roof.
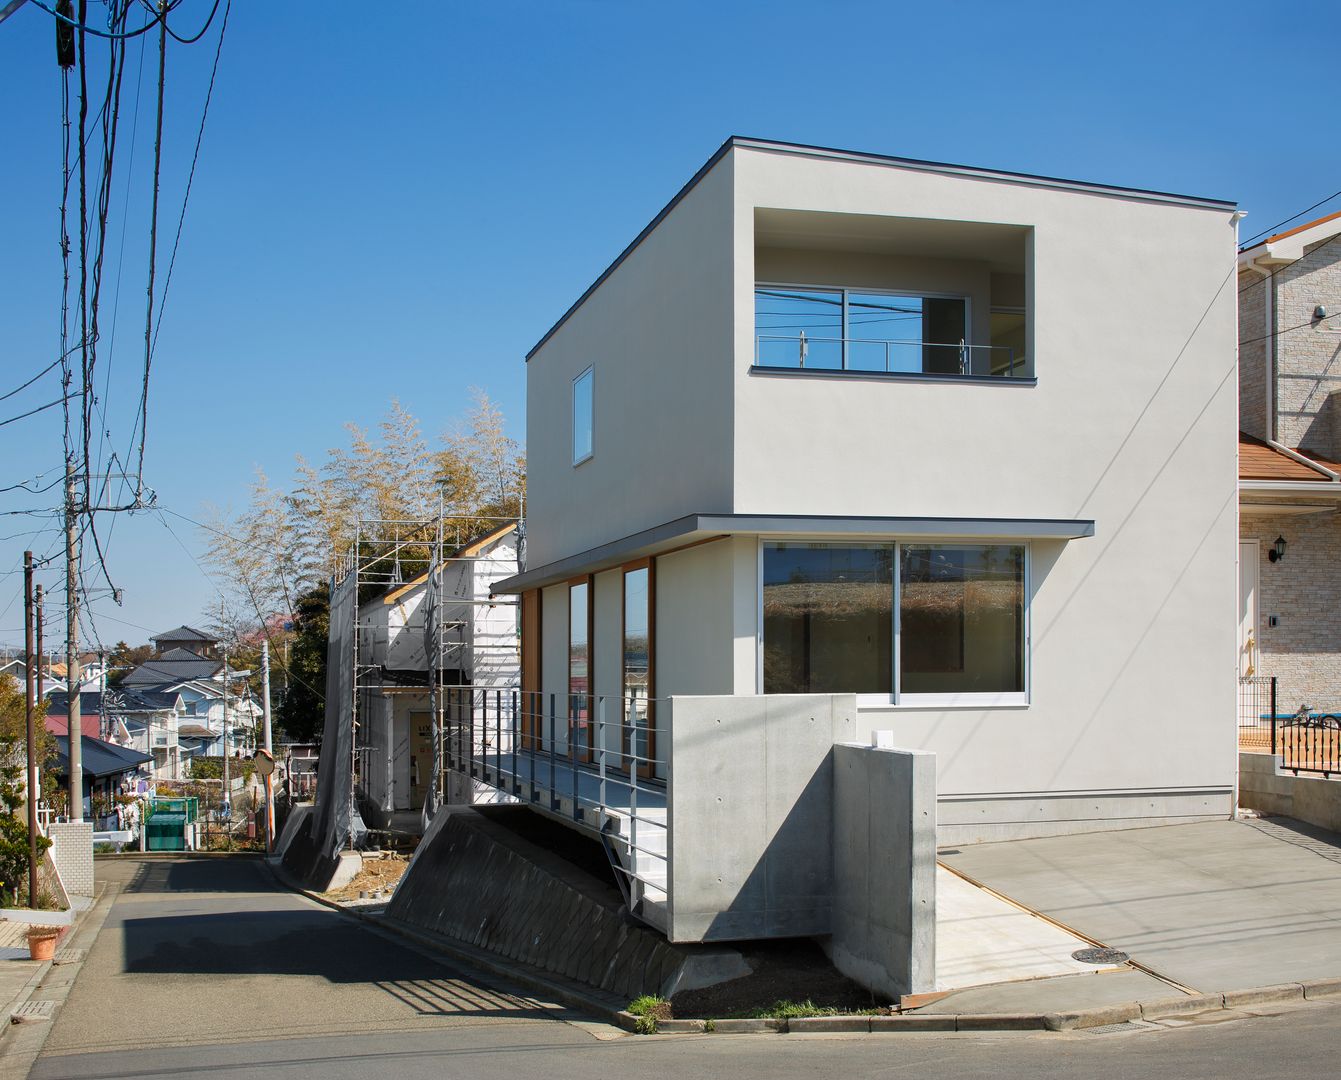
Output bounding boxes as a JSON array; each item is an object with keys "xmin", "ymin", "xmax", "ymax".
[
  {"xmin": 526, "ymin": 136, "xmax": 1237, "ymax": 361},
  {"xmin": 492, "ymin": 512, "xmax": 1095, "ymax": 594}
]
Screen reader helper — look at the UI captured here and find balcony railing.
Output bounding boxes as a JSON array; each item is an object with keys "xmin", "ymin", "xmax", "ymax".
[{"xmin": 755, "ymin": 334, "xmax": 1021, "ymax": 377}]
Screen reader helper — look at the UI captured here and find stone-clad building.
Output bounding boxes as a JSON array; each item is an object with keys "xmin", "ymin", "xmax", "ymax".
[{"xmin": 1238, "ymin": 211, "xmax": 1341, "ymax": 711}]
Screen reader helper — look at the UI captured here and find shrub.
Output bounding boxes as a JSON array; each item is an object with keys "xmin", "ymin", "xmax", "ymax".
[{"xmin": 627, "ymin": 995, "xmax": 672, "ymax": 1034}]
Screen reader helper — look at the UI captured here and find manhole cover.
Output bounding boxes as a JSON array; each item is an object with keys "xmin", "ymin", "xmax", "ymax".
[
  {"xmin": 10, "ymin": 1000, "xmax": 55, "ymax": 1023},
  {"xmin": 52, "ymin": 947, "xmax": 85, "ymax": 966},
  {"xmin": 1072, "ymin": 947, "xmax": 1129, "ymax": 964}
]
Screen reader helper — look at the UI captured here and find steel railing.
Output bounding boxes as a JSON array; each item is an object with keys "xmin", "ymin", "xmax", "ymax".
[
  {"xmin": 1238, "ymin": 675, "xmax": 1341, "ymax": 777},
  {"xmin": 440, "ymin": 686, "xmax": 668, "ymax": 917},
  {"xmin": 754, "ymin": 333, "xmax": 1021, "ymax": 377}
]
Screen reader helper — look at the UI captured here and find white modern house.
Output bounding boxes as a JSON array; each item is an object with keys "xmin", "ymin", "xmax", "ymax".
[{"xmin": 498, "ymin": 136, "xmax": 1239, "ymax": 842}]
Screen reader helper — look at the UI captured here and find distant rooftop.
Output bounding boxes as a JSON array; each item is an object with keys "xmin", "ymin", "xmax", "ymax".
[{"xmin": 152, "ymin": 625, "xmax": 219, "ymax": 645}]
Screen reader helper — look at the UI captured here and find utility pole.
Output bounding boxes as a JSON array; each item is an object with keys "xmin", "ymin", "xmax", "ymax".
[
  {"xmin": 221, "ymin": 645, "xmax": 230, "ymax": 816},
  {"xmin": 24, "ymin": 553, "xmax": 39, "ymax": 907},
  {"xmin": 64, "ymin": 457, "xmax": 82, "ymax": 821},
  {"xmin": 36, "ymin": 582, "xmax": 45, "ymax": 813},
  {"xmin": 261, "ymin": 640, "xmax": 274, "ymax": 853}
]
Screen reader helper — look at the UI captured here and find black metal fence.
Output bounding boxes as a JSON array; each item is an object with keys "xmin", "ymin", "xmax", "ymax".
[
  {"xmin": 1238, "ymin": 675, "xmax": 1277, "ymax": 753},
  {"xmin": 1238, "ymin": 675, "xmax": 1341, "ymax": 777}
]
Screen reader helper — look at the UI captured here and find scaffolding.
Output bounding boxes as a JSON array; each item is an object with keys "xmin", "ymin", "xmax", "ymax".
[{"xmin": 331, "ymin": 512, "xmax": 521, "ymax": 847}]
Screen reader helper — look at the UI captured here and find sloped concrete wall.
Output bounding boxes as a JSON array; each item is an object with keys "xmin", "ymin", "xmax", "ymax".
[
  {"xmin": 832, "ymin": 743, "xmax": 936, "ymax": 997},
  {"xmin": 386, "ymin": 806, "xmax": 736, "ymax": 1002}
]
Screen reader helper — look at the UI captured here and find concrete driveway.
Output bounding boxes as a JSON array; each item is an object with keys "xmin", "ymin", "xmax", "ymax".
[{"xmin": 938, "ymin": 817, "xmax": 1341, "ymax": 996}]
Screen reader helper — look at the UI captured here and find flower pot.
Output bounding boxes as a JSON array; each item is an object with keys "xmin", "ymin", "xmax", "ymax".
[{"xmin": 26, "ymin": 928, "xmax": 60, "ymax": 962}]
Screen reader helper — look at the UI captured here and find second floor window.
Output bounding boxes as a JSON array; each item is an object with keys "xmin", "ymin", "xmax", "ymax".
[
  {"xmin": 755, "ymin": 285, "xmax": 1023, "ymax": 377},
  {"xmin": 573, "ymin": 366, "xmax": 594, "ymax": 465}
]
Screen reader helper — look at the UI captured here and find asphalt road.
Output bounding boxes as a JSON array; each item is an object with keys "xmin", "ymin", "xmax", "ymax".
[{"xmin": 23, "ymin": 857, "xmax": 1341, "ymax": 1080}]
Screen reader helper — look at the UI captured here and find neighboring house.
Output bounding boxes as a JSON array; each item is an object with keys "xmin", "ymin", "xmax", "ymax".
[
  {"xmin": 1237, "ymin": 212, "xmax": 1341, "ymax": 714},
  {"xmin": 356, "ymin": 522, "xmax": 521, "ymax": 817},
  {"xmin": 120, "ymin": 629, "xmax": 257, "ymax": 768},
  {"xmin": 51, "ymin": 733, "xmax": 153, "ymax": 823},
  {"xmin": 478, "ymin": 137, "xmax": 1237, "ymax": 980},
  {"xmin": 45, "ymin": 693, "xmax": 132, "ymax": 745},
  {"xmin": 150, "ymin": 625, "xmax": 220, "ymax": 658}
]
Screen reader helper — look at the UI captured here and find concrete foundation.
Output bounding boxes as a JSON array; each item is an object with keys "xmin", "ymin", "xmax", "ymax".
[{"xmin": 1240, "ymin": 751, "xmax": 1341, "ymax": 833}]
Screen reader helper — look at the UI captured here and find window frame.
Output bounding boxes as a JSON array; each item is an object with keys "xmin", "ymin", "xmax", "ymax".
[
  {"xmin": 620, "ymin": 557, "xmax": 656, "ymax": 779},
  {"xmin": 568, "ymin": 575, "xmax": 594, "ymax": 762},
  {"xmin": 572, "ymin": 365, "xmax": 594, "ymax": 467},
  {"xmin": 756, "ymin": 537, "xmax": 1031, "ymax": 709},
  {"xmin": 754, "ymin": 281, "xmax": 972, "ymax": 375}
]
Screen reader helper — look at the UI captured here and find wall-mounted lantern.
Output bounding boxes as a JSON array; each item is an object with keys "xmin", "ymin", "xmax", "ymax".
[{"xmin": 1268, "ymin": 535, "xmax": 1287, "ymax": 563}]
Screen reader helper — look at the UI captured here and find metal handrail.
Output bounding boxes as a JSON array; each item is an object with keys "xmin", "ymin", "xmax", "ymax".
[
  {"xmin": 439, "ymin": 685, "xmax": 670, "ymax": 913},
  {"xmin": 754, "ymin": 333, "xmax": 1019, "ymax": 377}
]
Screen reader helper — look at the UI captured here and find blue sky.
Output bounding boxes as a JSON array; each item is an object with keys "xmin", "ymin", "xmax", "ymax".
[{"xmin": 2, "ymin": 0, "xmax": 1338, "ymax": 649}]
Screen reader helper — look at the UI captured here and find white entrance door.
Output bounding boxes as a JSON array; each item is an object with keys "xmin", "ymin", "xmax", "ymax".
[{"xmin": 1238, "ymin": 539, "xmax": 1260, "ymax": 677}]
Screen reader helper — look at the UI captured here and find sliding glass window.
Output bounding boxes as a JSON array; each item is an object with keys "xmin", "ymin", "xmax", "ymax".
[
  {"xmin": 899, "ymin": 545, "xmax": 1025, "ymax": 699},
  {"xmin": 763, "ymin": 544, "xmax": 893, "ymax": 694},
  {"xmin": 755, "ymin": 286, "xmax": 971, "ymax": 375},
  {"xmin": 762, "ymin": 541, "xmax": 1027, "ymax": 704}
]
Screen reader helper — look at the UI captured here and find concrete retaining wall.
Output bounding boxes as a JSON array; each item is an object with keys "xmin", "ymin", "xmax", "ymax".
[
  {"xmin": 1240, "ymin": 751, "xmax": 1341, "ymax": 833},
  {"xmin": 386, "ymin": 806, "xmax": 744, "ymax": 1002},
  {"xmin": 832, "ymin": 743, "xmax": 936, "ymax": 998}
]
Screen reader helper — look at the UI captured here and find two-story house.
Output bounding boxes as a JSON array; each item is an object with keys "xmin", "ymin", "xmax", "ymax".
[
  {"xmin": 1237, "ymin": 212, "xmax": 1341, "ymax": 720},
  {"xmin": 497, "ymin": 133, "xmax": 1237, "ymax": 828},
  {"xmin": 391, "ymin": 138, "xmax": 1241, "ymax": 999}
]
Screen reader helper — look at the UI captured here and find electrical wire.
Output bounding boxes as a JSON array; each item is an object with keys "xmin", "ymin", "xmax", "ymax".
[
  {"xmin": 151, "ymin": 0, "xmax": 230, "ymax": 354},
  {"xmin": 27, "ymin": 0, "xmax": 163, "ymax": 39},
  {"xmin": 1240, "ymin": 189, "xmax": 1341, "ymax": 249},
  {"xmin": 1238, "ymin": 309, "xmax": 1341, "ymax": 348},
  {"xmin": 0, "ymin": 357, "xmax": 65, "ymax": 403}
]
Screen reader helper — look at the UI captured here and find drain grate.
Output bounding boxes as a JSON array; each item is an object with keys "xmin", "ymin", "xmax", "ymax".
[
  {"xmin": 1081, "ymin": 1022, "xmax": 1135, "ymax": 1035},
  {"xmin": 52, "ymin": 947, "xmax": 85, "ymax": 966},
  {"xmin": 1072, "ymin": 947, "xmax": 1129, "ymax": 964},
  {"xmin": 10, "ymin": 1000, "xmax": 55, "ymax": 1023}
]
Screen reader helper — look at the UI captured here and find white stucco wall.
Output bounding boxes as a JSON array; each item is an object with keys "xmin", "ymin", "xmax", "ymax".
[
  {"xmin": 522, "ymin": 142, "xmax": 1238, "ymax": 839},
  {"xmin": 524, "ymin": 156, "xmax": 738, "ymax": 567}
]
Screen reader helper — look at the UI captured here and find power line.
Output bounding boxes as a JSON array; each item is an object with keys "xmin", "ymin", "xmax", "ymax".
[
  {"xmin": 151, "ymin": 0, "xmax": 230, "ymax": 355},
  {"xmin": 27, "ymin": 0, "xmax": 163, "ymax": 39},
  {"xmin": 1238, "ymin": 308, "xmax": 1341, "ymax": 348},
  {"xmin": 1240, "ymin": 189, "xmax": 1341, "ymax": 249},
  {"xmin": 0, "ymin": 357, "xmax": 64, "ymax": 403}
]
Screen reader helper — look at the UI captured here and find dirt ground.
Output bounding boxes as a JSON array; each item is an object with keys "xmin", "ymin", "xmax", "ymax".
[
  {"xmin": 324, "ymin": 852, "xmax": 409, "ymax": 901},
  {"xmin": 669, "ymin": 939, "xmax": 892, "ymax": 1019}
]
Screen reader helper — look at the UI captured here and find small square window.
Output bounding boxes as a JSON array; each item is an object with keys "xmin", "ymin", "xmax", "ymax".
[{"xmin": 573, "ymin": 367, "xmax": 593, "ymax": 466}]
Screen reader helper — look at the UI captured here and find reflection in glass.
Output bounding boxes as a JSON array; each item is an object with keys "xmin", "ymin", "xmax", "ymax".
[
  {"xmin": 754, "ymin": 288, "xmax": 843, "ymax": 369},
  {"xmin": 572, "ymin": 368, "xmax": 593, "ymax": 464},
  {"xmin": 899, "ymin": 545, "xmax": 1024, "ymax": 694},
  {"xmin": 763, "ymin": 544, "xmax": 892, "ymax": 694},
  {"xmin": 623, "ymin": 567, "xmax": 651, "ymax": 772},
  {"xmin": 569, "ymin": 581, "xmax": 589, "ymax": 755}
]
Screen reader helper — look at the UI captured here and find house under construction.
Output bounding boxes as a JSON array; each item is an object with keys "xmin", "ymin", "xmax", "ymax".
[{"xmin": 287, "ymin": 515, "xmax": 521, "ymax": 878}]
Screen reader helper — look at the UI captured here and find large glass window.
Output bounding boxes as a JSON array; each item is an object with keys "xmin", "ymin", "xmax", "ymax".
[
  {"xmin": 623, "ymin": 564, "xmax": 653, "ymax": 774},
  {"xmin": 899, "ymin": 545, "xmax": 1025, "ymax": 697},
  {"xmin": 761, "ymin": 542, "xmax": 1028, "ymax": 703},
  {"xmin": 569, "ymin": 580, "xmax": 590, "ymax": 757},
  {"xmin": 763, "ymin": 544, "xmax": 893, "ymax": 694},
  {"xmin": 755, "ymin": 286, "xmax": 971, "ymax": 375},
  {"xmin": 572, "ymin": 367, "xmax": 593, "ymax": 465}
]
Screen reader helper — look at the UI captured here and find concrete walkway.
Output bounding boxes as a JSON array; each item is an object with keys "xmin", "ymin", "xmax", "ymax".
[{"xmin": 931, "ymin": 817, "xmax": 1341, "ymax": 1012}]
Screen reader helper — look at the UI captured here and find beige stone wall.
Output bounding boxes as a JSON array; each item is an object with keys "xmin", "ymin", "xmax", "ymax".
[
  {"xmin": 1239, "ymin": 267, "xmax": 1268, "ymax": 440},
  {"xmin": 1272, "ymin": 239, "xmax": 1341, "ymax": 454},
  {"xmin": 1241, "ymin": 510, "xmax": 1341, "ymax": 711}
]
